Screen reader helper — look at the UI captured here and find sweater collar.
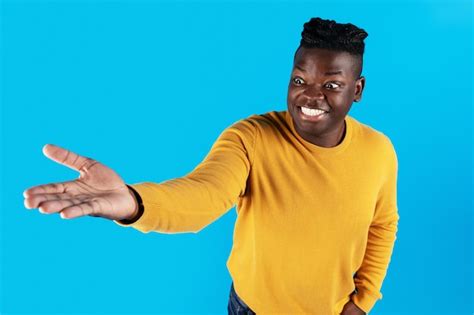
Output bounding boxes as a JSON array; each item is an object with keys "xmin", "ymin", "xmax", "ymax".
[{"xmin": 284, "ymin": 110, "xmax": 354, "ymax": 155}]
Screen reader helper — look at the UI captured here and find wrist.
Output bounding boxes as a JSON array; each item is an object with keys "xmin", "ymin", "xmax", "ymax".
[
  {"xmin": 119, "ymin": 185, "xmax": 144, "ymax": 224},
  {"xmin": 126, "ymin": 188, "xmax": 139, "ymax": 219}
]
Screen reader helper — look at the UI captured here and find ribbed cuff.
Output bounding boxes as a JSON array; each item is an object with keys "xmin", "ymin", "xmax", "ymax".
[
  {"xmin": 351, "ymin": 289, "xmax": 380, "ymax": 314},
  {"xmin": 113, "ymin": 183, "xmax": 160, "ymax": 233},
  {"xmin": 115, "ymin": 185, "xmax": 144, "ymax": 225}
]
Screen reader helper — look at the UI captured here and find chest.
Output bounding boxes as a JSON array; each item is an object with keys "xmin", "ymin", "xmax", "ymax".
[{"xmin": 250, "ymin": 147, "xmax": 383, "ymax": 235}]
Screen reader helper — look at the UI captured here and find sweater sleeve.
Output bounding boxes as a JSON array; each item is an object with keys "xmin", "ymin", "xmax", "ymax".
[
  {"xmin": 113, "ymin": 117, "xmax": 257, "ymax": 234},
  {"xmin": 351, "ymin": 137, "xmax": 400, "ymax": 314}
]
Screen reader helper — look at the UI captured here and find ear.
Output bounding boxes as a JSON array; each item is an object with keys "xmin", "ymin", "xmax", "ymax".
[{"xmin": 354, "ymin": 76, "xmax": 366, "ymax": 102}]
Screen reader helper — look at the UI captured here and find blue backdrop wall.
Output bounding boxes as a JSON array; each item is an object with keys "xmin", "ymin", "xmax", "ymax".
[{"xmin": 1, "ymin": 0, "xmax": 472, "ymax": 314}]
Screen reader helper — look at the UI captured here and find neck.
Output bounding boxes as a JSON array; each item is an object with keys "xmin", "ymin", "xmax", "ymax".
[{"xmin": 295, "ymin": 120, "xmax": 346, "ymax": 148}]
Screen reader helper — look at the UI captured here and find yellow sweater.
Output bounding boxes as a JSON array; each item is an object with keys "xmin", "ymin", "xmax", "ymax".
[{"xmin": 115, "ymin": 110, "xmax": 399, "ymax": 314}]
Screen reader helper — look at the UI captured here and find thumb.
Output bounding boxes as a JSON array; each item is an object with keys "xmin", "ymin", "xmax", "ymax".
[{"xmin": 42, "ymin": 144, "xmax": 93, "ymax": 172}]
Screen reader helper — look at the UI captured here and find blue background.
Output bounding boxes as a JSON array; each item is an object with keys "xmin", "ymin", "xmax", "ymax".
[{"xmin": 1, "ymin": 0, "xmax": 472, "ymax": 314}]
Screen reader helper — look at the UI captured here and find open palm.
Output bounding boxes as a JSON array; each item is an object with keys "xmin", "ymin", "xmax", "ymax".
[{"xmin": 23, "ymin": 144, "xmax": 138, "ymax": 221}]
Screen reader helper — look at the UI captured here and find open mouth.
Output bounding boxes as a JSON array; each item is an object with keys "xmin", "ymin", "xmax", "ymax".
[{"xmin": 297, "ymin": 106, "xmax": 328, "ymax": 121}]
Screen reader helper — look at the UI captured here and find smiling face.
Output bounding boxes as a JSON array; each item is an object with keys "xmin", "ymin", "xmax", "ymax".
[{"xmin": 287, "ymin": 46, "xmax": 366, "ymax": 147}]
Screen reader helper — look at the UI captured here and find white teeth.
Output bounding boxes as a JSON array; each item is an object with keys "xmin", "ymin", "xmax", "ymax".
[{"xmin": 301, "ymin": 106, "xmax": 326, "ymax": 116}]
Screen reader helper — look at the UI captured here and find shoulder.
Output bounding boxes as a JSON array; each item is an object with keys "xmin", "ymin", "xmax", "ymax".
[
  {"xmin": 349, "ymin": 117, "xmax": 398, "ymax": 180},
  {"xmin": 350, "ymin": 115, "xmax": 397, "ymax": 158},
  {"xmin": 226, "ymin": 110, "xmax": 285, "ymax": 136},
  {"xmin": 235, "ymin": 111, "xmax": 281, "ymax": 126}
]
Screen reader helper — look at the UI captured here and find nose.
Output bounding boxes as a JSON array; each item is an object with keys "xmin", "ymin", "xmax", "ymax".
[{"xmin": 303, "ymin": 85, "xmax": 325, "ymax": 100}]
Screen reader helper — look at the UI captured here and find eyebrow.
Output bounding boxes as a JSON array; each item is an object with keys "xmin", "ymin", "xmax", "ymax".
[
  {"xmin": 294, "ymin": 65, "xmax": 343, "ymax": 76},
  {"xmin": 294, "ymin": 65, "xmax": 307, "ymax": 72}
]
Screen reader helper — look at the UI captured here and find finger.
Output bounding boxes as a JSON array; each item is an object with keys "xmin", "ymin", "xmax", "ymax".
[
  {"xmin": 23, "ymin": 182, "xmax": 72, "ymax": 198},
  {"xmin": 60, "ymin": 199, "xmax": 103, "ymax": 219},
  {"xmin": 37, "ymin": 197, "xmax": 86, "ymax": 214},
  {"xmin": 42, "ymin": 144, "xmax": 96, "ymax": 173},
  {"xmin": 24, "ymin": 192, "xmax": 87, "ymax": 209}
]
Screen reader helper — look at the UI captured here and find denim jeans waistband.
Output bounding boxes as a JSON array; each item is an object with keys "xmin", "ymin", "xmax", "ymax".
[{"xmin": 228, "ymin": 282, "xmax": 256, "ymax": 315}]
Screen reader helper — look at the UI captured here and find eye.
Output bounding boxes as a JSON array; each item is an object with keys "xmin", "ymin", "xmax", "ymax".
[
  {"xmin": 324, "ymin": 82, "xmax": 341, "ymax": 89},
  {"xmin": 292, "ymin": 77, "xmax": 304, "ymax": 85}
]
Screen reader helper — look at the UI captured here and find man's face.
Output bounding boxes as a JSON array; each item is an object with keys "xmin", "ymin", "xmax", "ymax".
[{"xmin": 287, "ymin": 46, "xmax": 365, "ymax": 145}]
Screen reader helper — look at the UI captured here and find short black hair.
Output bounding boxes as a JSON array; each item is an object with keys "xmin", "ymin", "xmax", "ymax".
[{"xmin": 295, "ymin": 17, "xmax": 368, "ymax": 78}]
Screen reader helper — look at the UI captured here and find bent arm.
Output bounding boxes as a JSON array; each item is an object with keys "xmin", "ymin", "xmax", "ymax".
[
  {"xmin": 351, "ymin": 139, "xmax": 400, "ymax": 314},
  {"xmin": 114, "ymin": 117, "xmax": 257, "ymax": 234}
]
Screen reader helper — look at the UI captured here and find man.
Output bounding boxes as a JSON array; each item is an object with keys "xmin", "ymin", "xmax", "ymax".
[{"xmin": 23, "ymin": 17, "xmax": 399, "ymax": 314}]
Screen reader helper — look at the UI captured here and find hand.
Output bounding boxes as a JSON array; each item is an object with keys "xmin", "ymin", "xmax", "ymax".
[
  {"xmin": 24, "ymin": 144, "xmax": 138, "ymax": 221},
  {"xmin": 340, "ymin": 300, "xmax": 366, "ymax": 315}
]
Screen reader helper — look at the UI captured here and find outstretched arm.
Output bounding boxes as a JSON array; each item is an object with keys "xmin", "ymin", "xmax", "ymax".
[{"xmin": 114, "ymin": 117, "xmax": 257, "ymax": 234}]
